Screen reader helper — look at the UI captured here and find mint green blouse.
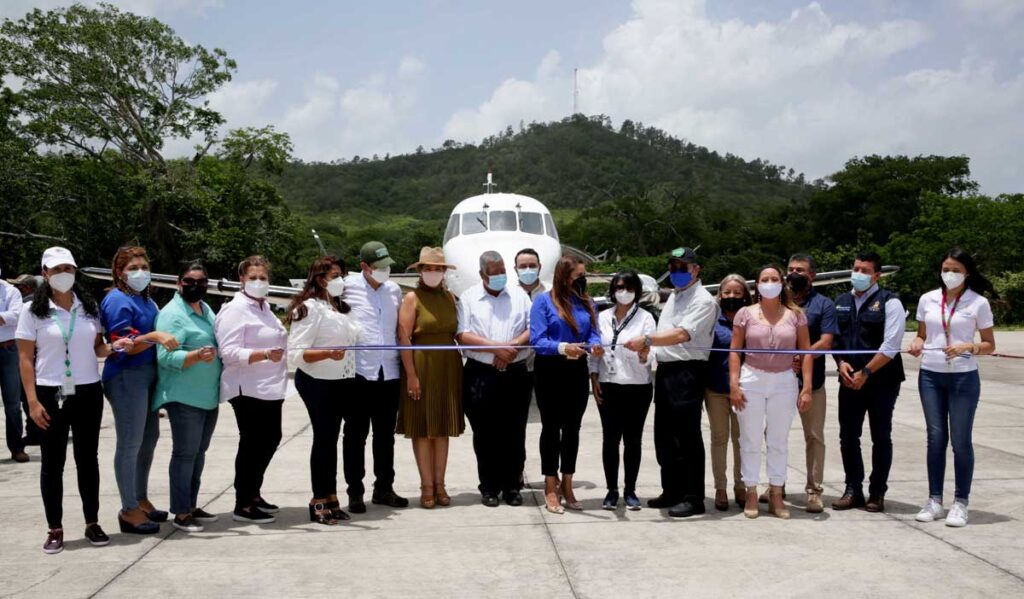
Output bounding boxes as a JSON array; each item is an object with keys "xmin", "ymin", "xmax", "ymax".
[{"xmin": 153, "ymin": 293, "xmax": 222, "ymax": 411}]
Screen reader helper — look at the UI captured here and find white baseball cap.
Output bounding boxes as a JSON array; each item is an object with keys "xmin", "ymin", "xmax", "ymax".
[{"xmin": 41, "ymin": 247, "xmax": 77, "ymax": 270}]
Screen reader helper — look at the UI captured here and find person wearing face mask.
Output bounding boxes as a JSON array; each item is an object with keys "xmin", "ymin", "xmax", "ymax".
[
  {"xmin": 16, "ymin": 247, "xmax": 134, "ymax": 554},
  {"xmin": 704, "ymin": 274, "xmax": 751, "ymax": 511},
  {"xmin": 908, "ymin": 248, "xmax": 995, "ymax": 528},
  {"xmin": 12, "ymin": 275, "xmax": 45, "ymax": 448},
  {"xmin": 530, "ymin": 255, "xmax": 604, "ymax": 513},
  {"xmin": 152, "ymin": 261, "xmax": 222, "ymax": 533},
  {"xmin": 100, "ymin": 246, "xmax": 179, "ymax": 534},
  {"xmin": 456, "ymin": 251, "xmax": 532, "ymax": 507},
  {"xmin": 0, "ymin": 264, "xmax": 28, "ymax": 463},
  {"xmin": 730, "ymin": 265, "xmax": 814, "ymax": 519},
  {"xmin": 214, "ymin": 255, "xmax": 288, "ymax": 524},
  {"xmin": 589, "ymin": 269, "xmax": 656, "ymax": 511},
  {"xmin": 831, "ymin": 251, "xmax": 906, "ymax": 514},
  {"xmin": 397, "ymin": 247, "xmax": 464, "ymax": 509},
  {"xmin": 286, "ymin": 255, "xmax": 361, "ymax": 525},
  {"xmin": 340, "ymin": 241, "xmax": 409, "ymax": 512},
  {"xmin": 623, "ymin": 247, "xmax": 717, "ymax": 518},
  {"xmin": 513, "ymin": 247, "xmax": 547, "ymax": 491}
]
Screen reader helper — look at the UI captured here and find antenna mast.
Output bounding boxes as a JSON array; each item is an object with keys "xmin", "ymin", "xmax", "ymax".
[{"xmin": 573, "ymin": 67, "xmax": 579, "ymax": 115}]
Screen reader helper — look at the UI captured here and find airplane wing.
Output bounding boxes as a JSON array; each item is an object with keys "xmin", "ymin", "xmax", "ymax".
[{"xmin": 700, "ymin": 265, "xmax": 900, "ymax": 295}]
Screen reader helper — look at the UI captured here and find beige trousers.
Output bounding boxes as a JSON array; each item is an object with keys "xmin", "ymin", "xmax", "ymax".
[
  {"xmin": 704, "ymin": 389, "xmax": 743, "ymax": 493},
  {"xmin": 799, "ymin": 386, "xmax": 827, "ymax": 494}
]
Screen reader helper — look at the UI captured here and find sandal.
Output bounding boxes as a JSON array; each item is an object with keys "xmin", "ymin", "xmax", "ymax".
[
  {"xmin": 308, "ymin": 501, "xmax": 338, "ymax": 526},
  {"xmin": 435, "ymin": 485, "xmax": 451, "ymax": 507},
  {"xmin": 420, "ymin": 485, "xmax": 436, "ymax": 509}
]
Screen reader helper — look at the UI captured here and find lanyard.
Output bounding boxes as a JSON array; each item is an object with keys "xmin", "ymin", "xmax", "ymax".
[
  {"xmin": 940, "ymin": 291, "xmax": 962, "ymax": 341},
  {"xmin": 610, "ymin": 305, "xmax": 640, "ymax": 349},
  {"xmin": 50, "ymin": 306, "xmax": 77, "ymax": 384}
]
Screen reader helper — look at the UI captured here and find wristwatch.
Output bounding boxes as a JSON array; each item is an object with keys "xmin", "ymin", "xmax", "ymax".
[
  {"xmin": 643, "ymin": 335, "xmax": 653, "ymax": 348},
  {"xmin": 862, "ymin": 366, "xmax": 873, "ymax": 377}
]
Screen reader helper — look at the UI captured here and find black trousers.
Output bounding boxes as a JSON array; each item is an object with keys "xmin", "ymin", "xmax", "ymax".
[
  {"xmin": 229, "ymin": 396, "xmax": 283, "ymax": 508},
  {"xmin": 535, "ymin": 355, "xmax": 590, "ymax": 477},
  {"xmin": 463, "ymin": 359, "xmax": 532, "ymax": 494},
  {"xmin": 597, "ymin": 382, "xmax": 653, "ymax": 493},
  {"xmin": 38, "ymin": 383, "xmax": 103, "ymax": 529},
  {"xmin": 838, "ymin": 382, "xmax": 900, "ymax": 497},
  {"xmin": 296, "ymin": 370, "xmax": 356, "ymax": 498},
  {"xmin": 653, "ymin": 361, "xmax": 707, "ymax": 502},
  {"xmin": 342, "ymin": 372, "xmax": 400, "ymax": 497},
  {"xmin": 22, "ymin": 386, "xmax": 44, "ymax": 445}
]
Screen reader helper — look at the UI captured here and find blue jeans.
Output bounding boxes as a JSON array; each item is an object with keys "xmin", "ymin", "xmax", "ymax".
[
  {"xmin": 165, "ymin": 402, "xmax": 219, "ymax": 515},
  {"xmin": 0, "ymin": 344, "xmax": 24, "ymax": 453},
  {"xmin": 105, "ymin": 363, "xmax": 160, "ymax": 511},
  {"xmin": 919, "ymin": 369, "xmax": 981, "ymax": 504}
]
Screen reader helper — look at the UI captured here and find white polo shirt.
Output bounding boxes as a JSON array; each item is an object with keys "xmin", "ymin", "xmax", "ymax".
[
  {"xmin": 916, "ymin": 288, "xmax": 994, "ymax": 373},
  {"xmin": 654, "ymin": 282, "xmax": 719, "ymax": 362},
  {"xmin": 287, "ymin": 298, "xmax": 362, "ymax": 380},
  {"xmin": 342, "ymin": 273, "xmax": 402, "ymax": 381},
  {"xmin": 15, "ymin": 296, "xmax": 102, "ymax": 386},
  {"xmin": 457, "ymin": 283, "xmax": 531, "ymax": 365}
]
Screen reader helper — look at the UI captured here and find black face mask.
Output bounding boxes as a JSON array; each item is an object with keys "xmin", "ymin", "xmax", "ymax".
[
  {"xmin": 572, "ymin": 276, "xmax": 588, "ymax": 296},
  {"xmin": 786, "ymin": 273, "xmax": 809, "ymax": 293},
  {"xmin": 720, "ymin": 297, "xmax": 747, "ymax": 314},
  {"xmin": 180, "ymin": 284, "xmax": 208, "ymax": 304}
]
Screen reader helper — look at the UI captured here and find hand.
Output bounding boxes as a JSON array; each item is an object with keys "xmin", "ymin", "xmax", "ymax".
[
  {"xmin": 328, "ymin": 348, "xmax": 346, "ymax": 361},
  {"xmin": 791, "ymin": 355, "xmax": 802, "ymax": 374},
  {"xmin": 838, "ymin": 361, "xmax": 856, "ymax": 387},
  {"xmin": 493, "ymin": 347, "xmax": 517, "ymax": 363},
  {"xmin": 564, "ymin": 343, "xmax": 586, "ymax": 359},
  {"xmin": 623, "ymin": 336, "xmax": 646, "ymax": 352},
  {"xmin": 907, "ymin": 337, "xmax": 925, "ymax": 358},
  {"xmin": 153, "ymin": 331, "xmax": 180, "ymax": 351},
  {"xmin": 267, "ymin": 347, "xmax": 285, "ymax": 363},
  {"xmin": 592, "ymin": 379, "xmax": 603, "ymax": 405},
  {"xmin": 29, "ymin": 401, "xmax": 50, "ymax": 431},
  {"xmin": 730, "ymin": 386, "xmax": 746, "ymax": 412},
  {"xmin": 407, "ymin": 376, "xmax": 422, "ymax": 401},
  {"xmin": 798, "ymin": 389, "xmax": 813, "ymax": 413},
  {"xmin": 589, "ymin": 344, "xmax": 605, "ymax": 359},
  {"xmin": 198, "ymin": 346, "xmax": 217, "ymax": 362},
  {"xmin": 850, "ymin": 370, "xmax": 868, "ymax": 390},
  {"xmin": 112, "ymin": 338, "xmax": 134, "ymax": 353},
  {"xmin": 945, "ymin": 342, "xmax": 974, "ymax": 359},
  {"xmin": 493, "ymin": 356, "xmax": 509, "ymax": 371},
  {"xmin": 638, "ymin": 348, "xmax": 650, "ymax": 363}
]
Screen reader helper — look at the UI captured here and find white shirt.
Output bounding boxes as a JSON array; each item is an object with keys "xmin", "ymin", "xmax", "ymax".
[
  {"xmin": 854, "ymin": 284, "xmax": 906, "ymax": 359},
  {"xmin": 15, "ymin": 296, "xmax": 102, "ymax": 386},
  {"xmin": 589, "ymin": 305, "xmax": 657, "ymax": 384},
  {"xmin": 916, "ymin": 288, "xmax": 993, "ymax": 373},
  {"xmin": 520, "ymin": 281, "xmax": 547, "ymax": 372},
  {"xmin": 287, "ymin": 298, "xmax": 362, "ymax": 380},
  {"xmin": 0, "ymin": 280, "xmax": 23, "ymax": 342},
  {"xmin": 457, "ymin": 283, "xmax": 531, "ymax": 365},
  {"xmin": 214, "ymin": 293, "xmax": 288, "ymax": 402},
  {"xmin": 342, "ymin": 273, "xmax": 402, "ymax": 381},
  {"xmin": 654, "ymin": 282, "xmax": 719, "ymax": 362}
]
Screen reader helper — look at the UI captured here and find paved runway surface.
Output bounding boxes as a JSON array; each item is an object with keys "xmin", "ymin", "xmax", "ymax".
[{"xmin": 1, "ymin": 332, "xmax": 1022, "ymax": 598}]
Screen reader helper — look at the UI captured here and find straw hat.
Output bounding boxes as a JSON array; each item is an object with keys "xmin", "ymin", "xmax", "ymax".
[{"xmin": 409, "ymin": 246, "xmax": 456, "ymax": 270}]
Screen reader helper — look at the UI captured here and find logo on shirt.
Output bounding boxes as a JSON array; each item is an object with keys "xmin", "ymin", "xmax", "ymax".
[{"xmin": 869, "ymin": 301, "xmax": 881, "ymax": 312}]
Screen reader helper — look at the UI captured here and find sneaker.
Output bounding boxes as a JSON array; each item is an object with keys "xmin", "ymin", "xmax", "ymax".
[
  {"xmin": 43, "ymin": 529, "xmax": 64, "ymax": 554},
  {"xmin": 624, "ymin": 491, "xmax": 642, "ymax": 511},
  {"xmin": 253, "ymin": 497, "xmax": 279, "ymax": 514},
  {"xmin": 602, "ymin": 490, "xmax": 619, "ymax": 510},
  {"xmin": 232, "ymin": 506, "xmax": 276, "ymax": 524},
  {"xmin": 173, "ymin": 514, "xmax": 204, "ymax": 532},
  {"xmin": 84, "ymin": 523, "xmax": 110, "ymax": 546},
  {"xmin": 915, "ymin": 498, "xmax": 945, "ymax": 523},
  {"xmin": 945, "ymin": 502, "xmax": 968, "ymax": 528},
  {"xmin": 191, "ymin": 508, "xmax": 219, "ymax": 523}
]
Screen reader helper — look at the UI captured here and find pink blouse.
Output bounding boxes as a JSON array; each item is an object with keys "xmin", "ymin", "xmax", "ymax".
[{"xmin": 734, "ymin": 305, "xmax": 807, "ymax": 373}]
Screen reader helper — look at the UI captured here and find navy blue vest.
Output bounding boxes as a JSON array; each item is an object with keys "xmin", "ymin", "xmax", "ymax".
[{"xmin": 834, "ymin": 288, "xmax": 905, "ymax": 387}]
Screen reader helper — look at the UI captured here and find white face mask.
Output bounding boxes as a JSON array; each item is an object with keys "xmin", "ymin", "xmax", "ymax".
[
  {"xmin": 49, "ymin": 272, "xmax": 76, "ymax": 293},
  {"xmin": 614, "ymin": 290, "xmax": 636, "ymax": 305},
  {"xmin": 245, "ymin": 279, "xmax": 270, "ymax": 299},
  {"xmin": 421, "ymin": 270, "xmax": 444, "ymax": 288},
  {"xmin": 326, "ymin": 277, "xmax": 346, "ymax": 298},
  {"xmin": 125, "ymin": 269, "xmax": 151, "ymax": 293},
  {"xmin": 758, "ymin": 282, "xmax": 783, "ymax": 300},
  {"xmin": 941, "ymin": 271, "xmax": 966, "ymax": 290},
  {"xmin": 371, "ymin": 267, "xmax": 391, "ymax": 284}
]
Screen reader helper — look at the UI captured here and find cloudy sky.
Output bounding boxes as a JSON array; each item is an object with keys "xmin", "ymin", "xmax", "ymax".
[{"xmin": 3, "ymin": 0, "xmax": 1022, "ymax": 193}]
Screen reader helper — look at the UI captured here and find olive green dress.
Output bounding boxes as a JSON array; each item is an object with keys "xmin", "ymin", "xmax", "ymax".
[{"xmin": 396, "ymin": 285, "xmax": 464, "ymax": 438}]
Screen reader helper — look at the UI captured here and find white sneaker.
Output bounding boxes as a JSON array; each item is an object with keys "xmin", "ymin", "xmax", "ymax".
[
  {"xmin": 945, "ymin": 502, "xmax": 968, "ymax": 527},
  {"xmin": 915, "ymin": 498, "xmax": 944, "ymax": 522}
]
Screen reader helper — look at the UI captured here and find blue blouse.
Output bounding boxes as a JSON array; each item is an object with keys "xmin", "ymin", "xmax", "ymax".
[
  {"xmin": 529, "ymin": 292, "xmax": 601, "ymax": 356},
  {"xmin": 100, "ymin": 288, "xmax": 159, "ymax": 381},
  {"xmin": 707, "ymin": 313, "xmax": 733, "ymax": 394}
]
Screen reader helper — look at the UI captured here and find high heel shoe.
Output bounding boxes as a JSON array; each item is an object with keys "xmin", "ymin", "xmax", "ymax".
[
  {"xmin": 118, "ymin": 512, "xmax": 159, "ymax": 534},
  {"xmin": 435, "ymin": 485, "xmax": 451, "ymax": 507},
  {"xmin": 420, "ymin": 485, "xmax": 436, "ymax": 509},
  {"xmin": 308, "ymin": 502, "xmax": 338, "ymax": 525},
  {"xmin": 768, "ymin": 485, "xmax": 790, "ymax": 520},
  {"xmin": 325, "ymin": 499, "xmax": 351, "ymax": 521},
  {"xmin": 744, "ymin": 486, "xmax": 759, "ymax": 519},
  {"xmin": 560, "ymin": 479, "xmax": 582, "ymax": 511},
  {"xmin": 544, "ymin": 475, "xmax": 564, "ymax": 514}
]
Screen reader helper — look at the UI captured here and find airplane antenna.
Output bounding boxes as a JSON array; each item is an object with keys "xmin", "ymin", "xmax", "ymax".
[
  {"xmin": 573, "ymin": 68, "xmax": 579, "ymax": 115},
  {"xmin": 483, "ymin": 171, "xmax": 496, "ymax": 194},
  {"xmin": 311, "ymin": 229, "xmax": 327, "ymax": 254}
]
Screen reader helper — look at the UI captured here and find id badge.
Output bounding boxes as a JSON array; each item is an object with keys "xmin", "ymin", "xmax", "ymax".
[
  {"xmin": 62, "ymin": 376, "xmax": 76, "ymax": 397},
  {"xmin": 605, "ymin": 352, "xmax": 617, "ymax": 376}
]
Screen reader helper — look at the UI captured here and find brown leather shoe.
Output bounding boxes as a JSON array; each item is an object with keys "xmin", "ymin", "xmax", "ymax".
[
  {"xmin": 734, "ymin": 488, "xmax": 746, "ymax": 508},
  {"xmin": 12, "ymin": 451, "xmax": 29, "ymax": 463},
  {"xmin": 865, "ymin": 495, "xmax": 885, "ymax": 513},
  {"xmin": 714, "ymin": 489, "xmax": 729, "ymax": 511},
  {"xmin": 832, "ymin": 490, "xmax": 866, "ymax": 511}
]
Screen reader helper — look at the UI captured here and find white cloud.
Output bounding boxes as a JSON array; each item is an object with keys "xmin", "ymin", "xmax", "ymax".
[{"xmin": 442, "ymin": 0, "xmax": 1023, "ymax": 193}]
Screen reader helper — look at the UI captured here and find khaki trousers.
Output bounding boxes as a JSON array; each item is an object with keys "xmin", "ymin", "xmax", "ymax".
[
  {"xmin": 800, "ymin": 386, "xmax": 827, "ymax": 494},
  {"xmin": 704, "ymin": 389, "xmax": 743, "ymax": 493}
]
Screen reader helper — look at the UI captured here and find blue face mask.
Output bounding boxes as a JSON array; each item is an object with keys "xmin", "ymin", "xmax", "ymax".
[
  {"xmin": 516, "ymin": 268, "xmax": 539, "ymax": 286},
  {"xmin": 670, "ymin": 270, "xmax": 693, "ymax": 289},
  {"xmin": 850, "ymin": 272, "xmax": 874, "ymax": 292},
  {"xmin": 486, "ymin": 273, "xmax": 508, "ymax": 292}
]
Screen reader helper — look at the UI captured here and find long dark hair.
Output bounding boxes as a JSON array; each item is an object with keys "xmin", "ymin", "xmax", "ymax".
[
  {"xmin": 753, "ymin": 264, "xmax": 801, "ymax": 313},
  {"xmin": 550, "ymin": 255, "xmax": 596, "ymax": 336},
  {"xmin": 30, "ymin": 274, "xmax": 99, "ymax": 319},
  {"xmin": 286, "ymin": 255, "xmax": 350, "ymax": 324},
  {"xmin": 940, "ymin": 247, "xmax": 994, "ymax": 296}
]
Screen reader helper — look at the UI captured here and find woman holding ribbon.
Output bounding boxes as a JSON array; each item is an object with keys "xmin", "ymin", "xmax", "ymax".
[
  {"xmin": 729, "ymin": 264, "xmax": 813, "ymax": 519},
  {"xmin": 909, "ymin": 248, "xmax": 995, "ymax": 528}
]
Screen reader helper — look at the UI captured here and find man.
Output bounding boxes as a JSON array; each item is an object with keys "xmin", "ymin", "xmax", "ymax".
[
  {"xmin": 457, "ymin": 251, "xmax": 533, "ymax": 507},
  {"xmin": 12, "ymin": 274, "xmax": 40, "ymax": 301},
  {"xmin": 341, "ymin": 241, "xmax": 409, "ymax": 512},
  {"xmin": 0, "ymin": 269, "xmax": 27, "ymax": 462},
  {"xmin": 832, "ymin": 251, "xmax": 905, "ymax": 513},
  {"xmin": 624, "ymin": 247, "xmax": 718, "ymax": 517},
  {"xmin": 514, "ymin": 248, "xmax": 546, "ymax": 300},
  {"xmin": 12, "ymin": 275, "xmax": 43, "ymax": 447}
]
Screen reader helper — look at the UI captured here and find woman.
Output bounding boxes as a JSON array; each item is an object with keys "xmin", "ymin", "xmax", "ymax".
[
  {"xmin": 16, "ymin": 247, "xmax": 132, "ymax": 554},
  {"xmin": 153, "ymin": 261, "xmax": 222, "ymax": 533},
  {"xmin": 100, "ymin": 246, "xmax": 178, "ymax": 534},
  {"xmin": 397, "ymin": 247, "xmax": 463, "ymax": 509},
  {"xmin": 215, "ymin": 255, "xmax": 288, "ymax": 524},
  {"xmin": 287, "ymin": 255, "xmax": 361, "ymax": 525},
  {"xmin": 729, "ymin": 264, "xmax": 813, "ymax": 519},
  {"xmin": 530, "ymin": 255, "xmax": 604, "ymax": 514},
  {"xmin": 589, "ymin": 269, "xmax": 655, "ymax": 511},
  {"xmin": 705, "ymin": 274, "xmax": 751, "ymax": 511},
  {"xmin": 909, "ymin": 248, "xmax": 995, "ymax": 528}
]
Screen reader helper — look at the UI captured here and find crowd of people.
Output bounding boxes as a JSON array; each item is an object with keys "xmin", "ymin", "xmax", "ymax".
[{"xmin": 0, "ymin": 241, "xmax": 996, "ymax": 554}]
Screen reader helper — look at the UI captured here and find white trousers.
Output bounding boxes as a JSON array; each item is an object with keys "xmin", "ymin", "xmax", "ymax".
[{"xmin": 736, "ymin": 365, "xmax": 799, "ymax": 487}]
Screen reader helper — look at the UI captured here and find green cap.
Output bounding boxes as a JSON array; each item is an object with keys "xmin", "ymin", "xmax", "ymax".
[
  {"xmin": 668, "ymin": 247, "xmax": 699, "ymax": 264},
  {"xmin": 359, "ymin": 241, "xmax": 396, "ymax": 268}
]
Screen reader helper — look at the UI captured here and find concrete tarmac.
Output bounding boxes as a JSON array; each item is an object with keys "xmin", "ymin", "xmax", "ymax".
[{"xmin": 1, "ymin": 332, "xmax": 1022, "ymax": 598}]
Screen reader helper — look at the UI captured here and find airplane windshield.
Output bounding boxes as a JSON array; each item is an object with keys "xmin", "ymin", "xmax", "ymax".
[
  {"xmin": 490, "ymin": 211, "xmax": 517, "ymax": 232},
  {"xmin": 443, "ymin": 214, "xmax": 460, "ymax": 243},
  {"xmin": 519, "ymin": 212, "xmax": 543, "ymax": 234},
  {"xmin": 544, "ymin": 213, "xmax": 559, "ymax": 240},
  {"xmin": 462, "ymin": 211, "xmax": 488, "ymax": 235}
]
